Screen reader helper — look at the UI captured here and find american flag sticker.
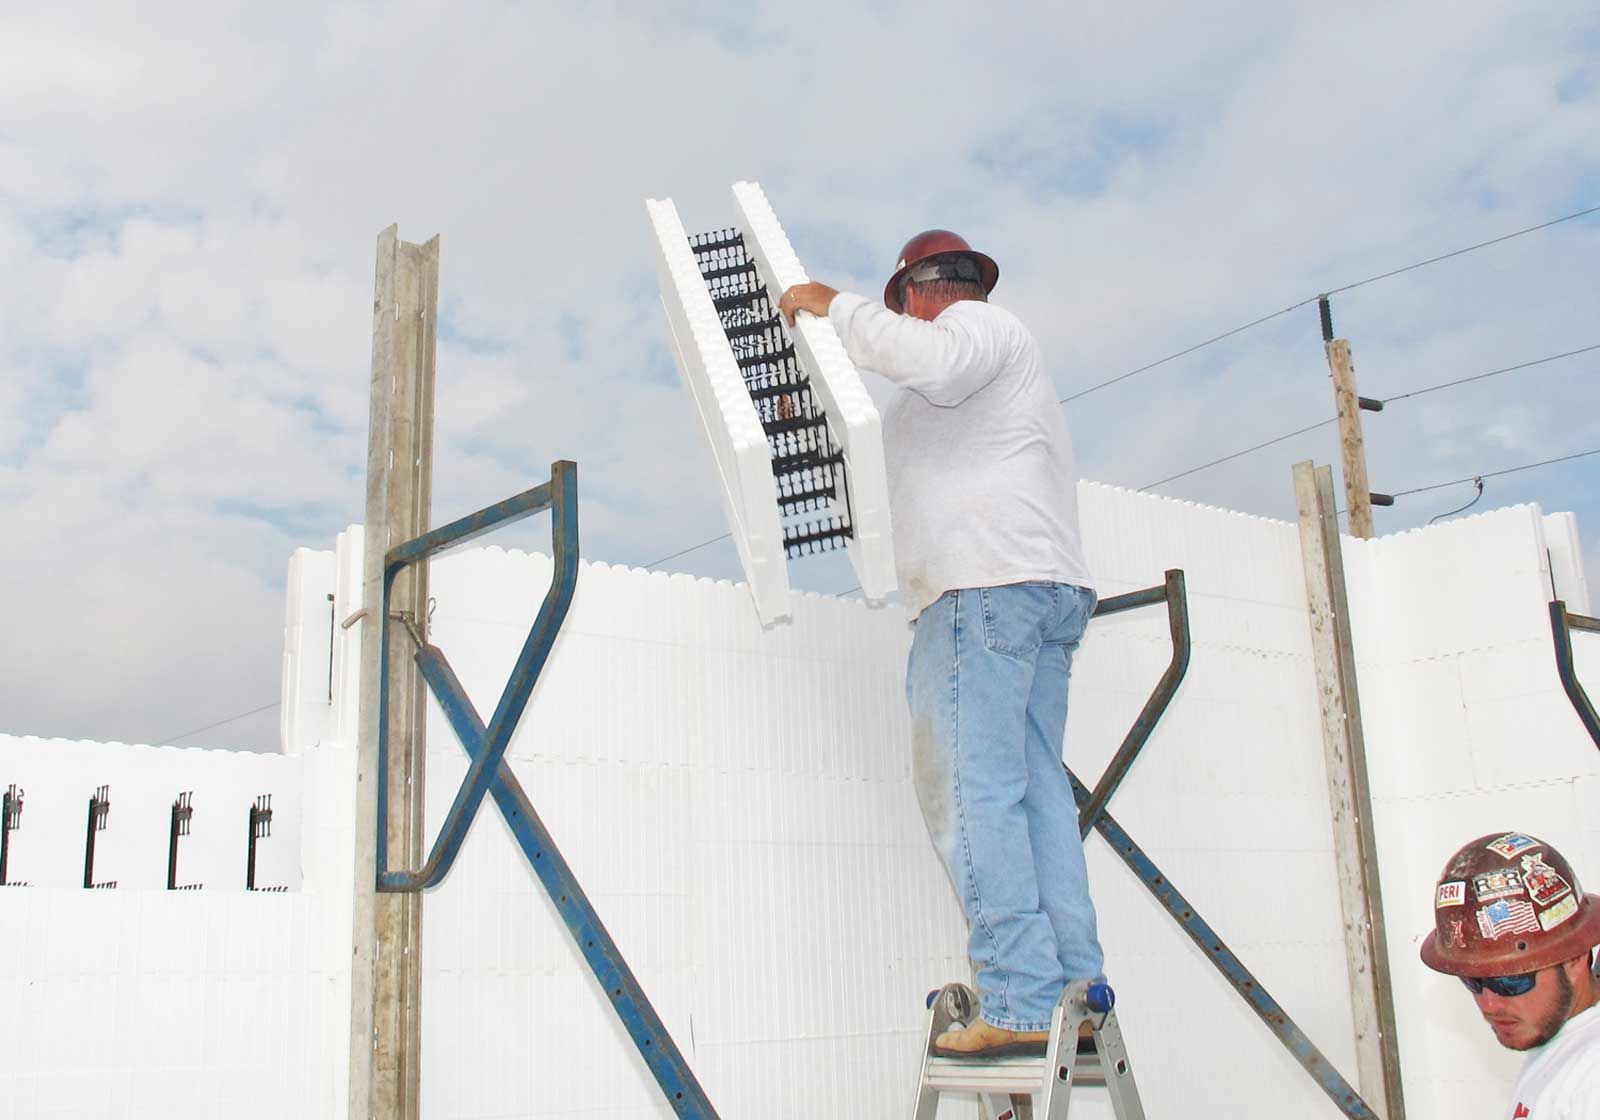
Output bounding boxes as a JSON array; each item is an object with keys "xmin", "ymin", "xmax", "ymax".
[
  {"xmin": 1477, "ymin": 899, "xmax": 1542, "ymax": 940},
  {"xmin": 1436, "ymin": 881, "xmax": 1467, "ymax": 908}
]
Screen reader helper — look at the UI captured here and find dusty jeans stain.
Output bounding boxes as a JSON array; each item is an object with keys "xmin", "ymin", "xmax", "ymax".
[
  {"xmin": 906, "ymin": 582, "xmax": 1104, "ymax": 1031},
  {"xmin": 911, "ymin": 716, "xmax": 954, "ymax": 857}
]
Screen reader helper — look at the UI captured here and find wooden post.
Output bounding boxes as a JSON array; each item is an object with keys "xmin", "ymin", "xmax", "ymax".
[
  {"xmin": 1327, "ymin": 339, "xmax": 1376, "ymax": 539},
  {"xmin": 350, "ymin": 226, "xmax": 437, "ymax": 1119},
  {"xmin": 1294, "ymin": 460, "xmax": 1404, "ymax": 1120}
]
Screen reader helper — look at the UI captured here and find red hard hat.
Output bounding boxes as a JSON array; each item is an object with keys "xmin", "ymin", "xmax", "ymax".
[
  {"xmin": 883, "ymin": 229, "xmax": 999, "ymax": 313},
  {"xmin": 1419, "ymin": 832, "xmax": 1600, "ymax": 977}
]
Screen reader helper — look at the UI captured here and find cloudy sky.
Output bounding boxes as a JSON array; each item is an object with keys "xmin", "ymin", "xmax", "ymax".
[{"xmin": 3, "ymin": 2, "xmax": 1596, "ymax": 751}]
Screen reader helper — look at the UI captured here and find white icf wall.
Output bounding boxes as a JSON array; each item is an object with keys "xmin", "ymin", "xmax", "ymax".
[
  {"xmin": 1346, "ymin": 506, "xmax": 1600, "ymax": 1117},
  {"xmin": 0, "ymin": 736, "xmax": 358, "ymax": 1117},
  {"xmin": 0, "ymin": 531, "xmax": 366, "ymax": 1117},
  {"xmin": 1, "ymin": 485, "xmax": 1596, "ymax": 1119}
]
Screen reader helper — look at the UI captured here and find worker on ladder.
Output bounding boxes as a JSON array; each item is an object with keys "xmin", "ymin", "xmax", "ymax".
[
  {"xmin": 1420, "ymin": 832, "xmax": 1600, "ymax": 1117},
  {"xmin": 781, "ymin": 230, "xmax": 1103, "ymax": 1059}
]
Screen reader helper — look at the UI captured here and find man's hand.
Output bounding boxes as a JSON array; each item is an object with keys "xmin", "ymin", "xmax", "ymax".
[{"xmin": 778, "ymin": 282, "xmax": 838, "ymax": 327}]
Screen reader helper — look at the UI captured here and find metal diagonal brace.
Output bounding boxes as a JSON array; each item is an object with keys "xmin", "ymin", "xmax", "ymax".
[
  {"xmin": 1550, "ymin": 600, "xmax": 1600, "ymax": 752},
  {"xmin": 373, "ymin": 459, "xmax": 718, "ymax": 1117},
  {"xmin": 414, "ymin": 646, "xmax": 720, "ymax": 1119},
  {"xmin": 377, "ymin": 461, "xmax": 579, "ymax": 892},
  {"xmin": 1062, "ymin": 569, "xmax": 1377, "ymax": 1119},
  {"xmin": 1080, "ymin": 569, "xmax": 1191, "ymax": 837},
  {"xmin": 1067, "ymin": 768, "xmax": 1379, "ymax": 1120}
]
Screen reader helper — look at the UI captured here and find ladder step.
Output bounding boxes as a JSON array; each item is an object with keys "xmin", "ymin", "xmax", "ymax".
[
  {"xmin": 925, "ymin": 1057, "xmax": 1051, "ymax": 1095},
  {"xmin": 924, "ymin": 1049, "xmax": 1105, "ymax": 1095}
]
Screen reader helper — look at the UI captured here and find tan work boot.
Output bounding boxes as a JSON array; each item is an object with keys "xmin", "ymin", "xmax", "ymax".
[{"xmin": 932, "ymin": 1019, "xmax": 1049, "ymax": 1059}]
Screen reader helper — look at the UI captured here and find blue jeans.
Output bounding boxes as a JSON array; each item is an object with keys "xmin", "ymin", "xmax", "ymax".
[{"xmin": 907, "ymin": 581, "xmax": 1104, "ymax": 1031}]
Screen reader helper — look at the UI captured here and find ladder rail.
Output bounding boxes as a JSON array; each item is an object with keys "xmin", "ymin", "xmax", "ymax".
[{"xmin": 1083, "ymin": 1000, "xmax": 1144, "ymax": 1120}]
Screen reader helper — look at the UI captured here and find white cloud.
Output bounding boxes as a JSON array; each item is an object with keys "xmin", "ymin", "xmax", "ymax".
[{"xmin": 1, "ymin": 0, "xmax": 1597, "ymax": 749}]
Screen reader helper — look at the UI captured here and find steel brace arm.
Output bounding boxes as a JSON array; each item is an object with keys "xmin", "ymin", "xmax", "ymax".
[
  {"xmin": 1072, "ymin": 569, "xmax": 1379, "ymax": 1120},
  {"xmin": 374, "ymin": 459, "xmax": 720, "ymax": 1117}
]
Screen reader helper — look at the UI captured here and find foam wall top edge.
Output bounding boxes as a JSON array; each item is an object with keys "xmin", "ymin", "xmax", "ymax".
[
  {"xmin": 645, "ymin": 197, "xmax": 791, "ymax": 624},
  {"xmin": 1542, "ymin": 511, "xmax": 1591, "ymax": 615},
  {"xmin": 730, "ymin": 180, "xmax": 898, "ymax": 602}
]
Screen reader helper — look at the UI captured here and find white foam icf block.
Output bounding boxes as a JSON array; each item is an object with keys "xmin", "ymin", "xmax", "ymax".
[
  {"xmin": 0, "ymin": 735, "xmax": 304, "ymax": 892},
  {"xmin": 645, "ymin": 196, "xmax": 791, "ymax": 624},
  {"xmin": 730, "ymin": 179, "xmax": 897, "ymax": 603},
  {"xmin": 281, "ymin": 546, "xmax": 337, "ymax": 755},
  {"xmin": 1543, "ymin": 510, "xmax": 1592, "ymax": 614},
  {"xmin": 329, "ymin": 525, "xmax": 367, "ymax": 749}
]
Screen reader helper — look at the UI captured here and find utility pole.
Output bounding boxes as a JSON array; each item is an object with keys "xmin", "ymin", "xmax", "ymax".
[
  {"xmin": 350, "ymin": 226, "xmax": 437, "ymax": 1119},
  {"xmin": 1320, "ymin": 296, "xmax": 1379, "ymax": 539}
]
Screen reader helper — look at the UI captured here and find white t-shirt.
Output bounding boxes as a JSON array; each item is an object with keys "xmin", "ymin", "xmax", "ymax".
[
  {"xmin": 827, "ymin": 293, "xmax": 1093, "ymax": 618},
  {"xmin": 1507, "ymin": 1001, "xmax": 1600, "ymax": 1118}
]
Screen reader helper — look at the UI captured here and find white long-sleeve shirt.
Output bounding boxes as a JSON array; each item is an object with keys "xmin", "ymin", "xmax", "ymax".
[
  {"xmin": 827, "ymin": 292, "xmax": 1092, "ymax": 618},
  {"xmin": 1507, "ymin": 1001, "xmax": 1600, "ymax": 1118}
]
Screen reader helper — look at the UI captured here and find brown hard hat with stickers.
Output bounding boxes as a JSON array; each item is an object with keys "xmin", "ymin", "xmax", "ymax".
[{"xmin": 1421, "ymin": 833, "xmax": 1600, "ymax": 977}]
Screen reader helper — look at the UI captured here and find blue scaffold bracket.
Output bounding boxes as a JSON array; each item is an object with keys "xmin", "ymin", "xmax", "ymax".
[
  {"xmin": 1550, "ymin": 600, "xmax": 1600, "ymax": 753},
  {"xmin": 372, "ymin": 459, "xmax": 722, "ymax": 1118},
  {"xmin": 376, "ymin": 460, "xmax": 581, "ymax": 892},
  {"xmin": 1068, "ymin": 567, "xmax": 1381, "ymax": 1120}
]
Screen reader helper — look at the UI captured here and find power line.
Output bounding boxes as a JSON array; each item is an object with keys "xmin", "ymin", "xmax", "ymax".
[
  {"xmin": 1061, "ymin": 297, "xmax": 1318, "ymax": 403},
  {"xmin": 645, "ymin": 531, "xmax": 730, "ymax": 568},
  {"xmin": 1428, "ymin": 479, "xmax": 1485, "ymax": 524},
  {"xmin": 1381, "ymin": 343, "xmax": 1600, "ymax": 404},
  {"xmin": 1140, "ymin": 343, "xmax": 1598, "ymax": 491},
  {"xmin": 1141, "ymin": 416, "xmax": 1337, "ymax": 491},
  {"xmin": 1389, "ymin": 446, "xmax": 1600, "ymax": 499},
  {"xmin": 1061, "ymin": 203, "xmax": 1600, "ymax": 405},
  {"xmin": 154, "ymin": 701, "xmax": 281, "ymax": 746},
  {"xmin": 1323, "ymin": 205, "xmax": 1600, "ymax": 298}
]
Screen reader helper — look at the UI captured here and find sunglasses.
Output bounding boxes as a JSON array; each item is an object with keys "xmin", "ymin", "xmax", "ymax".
[{"xmin": 1460, "ymin": 972, "xmax": 1540, "ymax": 998}]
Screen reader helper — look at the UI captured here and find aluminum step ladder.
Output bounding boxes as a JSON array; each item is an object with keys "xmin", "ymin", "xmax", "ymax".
[{"xmin": 913, "ymin": 980, "xmax": 1145, "ymax": 1120}]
